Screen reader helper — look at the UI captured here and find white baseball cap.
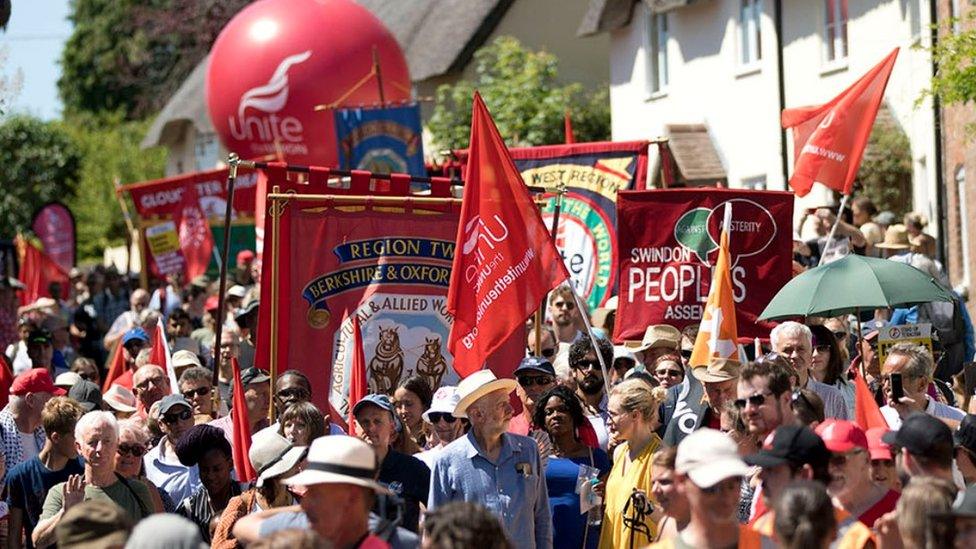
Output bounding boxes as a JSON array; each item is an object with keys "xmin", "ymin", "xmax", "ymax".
[
  {"xmin": 675, "ymin": 428, "xmax": 750, "ymax": 488},
  {"xmin": 423, "ymin": 386, "xmax": 460, "ymax": 422}
]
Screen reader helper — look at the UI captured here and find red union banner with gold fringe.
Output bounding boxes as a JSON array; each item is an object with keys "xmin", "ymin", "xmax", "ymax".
[{"xmin": 255, "ymin": 165, "xmax": 523, "ymax": 416}]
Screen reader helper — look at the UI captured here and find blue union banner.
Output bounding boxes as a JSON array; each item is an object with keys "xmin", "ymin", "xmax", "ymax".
[{"xmin": 334, "ymin": 103, "xmax": 425, "ymax": 176}]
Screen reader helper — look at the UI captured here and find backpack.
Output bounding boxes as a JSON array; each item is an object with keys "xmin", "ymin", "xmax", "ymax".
[{"xmin": 917, "ymin": 297, "xmax": 966, "ymax": 380}]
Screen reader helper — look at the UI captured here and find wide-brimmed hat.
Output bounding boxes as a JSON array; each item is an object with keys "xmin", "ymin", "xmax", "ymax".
[
  {"xmin": 453, "ymin": 370, "xmax": 517, "ymax": 419},
  {"xmin": 171, "ymin": 350, "xmax": 202, "ymax": 369},
  {"xmin": 624, "ymin": 324, "xmax": 681, "ymax": 353},
  {"xmin": 55, "ymin": 372, "xmax": 81, "ymax": 390},
  {"xmin": 874, "ymin": 224, "xmax": 911, "ymax": 250},
  {"xmin": 282, "ymin": 435, "xmax": 391, "ymax": 494},
  {"xmin": 104, "ymin": 385, "xmax": 137, "ymax": 413},
  {"xmin": 423, "ymin": 386, "xmax": 460, "ymax": 422},
  {"xmin": 250, "ymin": 428, "xmax": 308, "ymax": 488},
  {"xmin": 692, "ymin": 357, "xmax": 741, "ymax": 383}
]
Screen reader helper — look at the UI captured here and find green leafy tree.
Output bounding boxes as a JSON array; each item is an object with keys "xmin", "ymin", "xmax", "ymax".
[
  {"xmin": 428, "ymin": 36, "xmax": 611, "ymax": 150},
  {"xmin": 855, "ymin": 107, "xmax": 912, "ymax": 216},
  {"xmin": 64, "ymin": 113, "xmax": 166, "ymax": 261},
  {"xmin": 60, "ymin": 0, "xmax": 251, "ymax": 120},
  {"xmin": 924, "ymin": 12, "xmax": 976, "ymax": 135},
  {"xmin": 0, "ymin": 115, "xmax": 82, "ymax": 236}
]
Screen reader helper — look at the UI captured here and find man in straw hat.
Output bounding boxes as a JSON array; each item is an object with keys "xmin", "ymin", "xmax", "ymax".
[
  {"xmin": 660, "ymin": 357, "xmax": 740, "ymax": 446},
  {"xmin": 428, "ymin": 370, "xmax": 551, "ymax": 548},
  {"xmin": 624, "ymin": 324, "xmax": 682, "ymax": 369},
  {"xmin": 283, "ymin": 435, "xmax": 396, "ymax": 548}
]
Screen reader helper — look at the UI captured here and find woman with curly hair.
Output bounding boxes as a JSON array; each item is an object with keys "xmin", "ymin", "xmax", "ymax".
[
  {"xmin": 534, "ymin": 385, "xmax": 611, "ymax": 549},
  {"xmin": 599, "ymin": 379, "xmax": 667, "ymax": 549}
]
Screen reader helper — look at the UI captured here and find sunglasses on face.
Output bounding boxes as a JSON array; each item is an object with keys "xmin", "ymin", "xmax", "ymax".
[
  {"xmin": 427, "ymin": 412, "xmax": 457, "ymax": 424},
  {"xmin": 162, "ymin": 409, "xmax": 192, "ymax": 425},
  {"xmin": 117, "ymin": 444, "xmax": 146, "ymax": 457},
  {"xmin": 574, "ymin": 360, "xmax": 601, "ymax": 372},
  {"xmin": 518, "ymin": 375, "xmax": 554, "ymax": 387},
  {"xmin": 655, "ymin": 368, "xmax": 682, "ymax": 378},
  {"xmin": 182, "ymin": 386, "xmax": 210, "ymax": 399},
  {"xmin": 276, "ymin": 387, "xmax": 310, "ymax": 400},
  {"xmin": 733, "ymin": 391, "xmax": 773, "ymax": 410}
]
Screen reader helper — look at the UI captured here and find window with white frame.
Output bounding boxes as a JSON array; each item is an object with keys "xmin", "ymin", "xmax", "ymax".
[
  {"xmin": 645, "ymin": 12, "xmax": 669, "ymax": 95},
  {"xmin": 957, "ymin": 166, "xmax": 970, "ymax": 285},
  {"xmin": 741, "ymin": 175, "xmax": 766, "ymax": 190},
  {"xmin": 739, "ymin": 0, "xmax": 762, "ymax": 66},
  {"xmin": 194, "ymin": 131, "xmax": 220, "ymax": 171},
  {"xmin": 823, "ymin": 0, "xmax": 848, "ymax": 63},
  {"xmin": 951, "ymin": 0, "xmax": 962, "ymax": 34}
]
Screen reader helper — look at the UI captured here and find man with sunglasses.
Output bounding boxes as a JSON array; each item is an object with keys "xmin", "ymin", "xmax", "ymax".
[
  {"xmin": 526, "ymin": 325, "xmax": 558, "ymax": 362},
  {"xmin": 269, "ymin": 369, "xmax": 343, "ymax": 435},
  {"xmin": 736, "ymin": 360, "xmax": 793, "ymax": 440},
  {"xmin": 416, "ymin": 386, "xmax": 465, "ymax": 469},
  {"xmin": 178, "ymin": 366, "xmax": 216, "ymax": 422},
  {"xmin": 569, "ymin": 337, "xmax": 613, "ymax": 450},
  {"xmin": 509, "ymin": 357, "xmax": 557, "ymax": 436},
  {"xmin": 770, "ymin": 322, "xmax": 848, "ymax": 420},
  {"xmin": 144, "ymin": 394, "xmax": 200, "ymax": 505},
  {"xmin": 816, "ymin": 419, "xmax": 899, "ymax": 527},
  {"xmin": 745, "ymin": 425, "xmax": 874, "ymax": 547},
  {"xmin": 879, "ymin": 343, "xmax": 964, "ymax": 429}
]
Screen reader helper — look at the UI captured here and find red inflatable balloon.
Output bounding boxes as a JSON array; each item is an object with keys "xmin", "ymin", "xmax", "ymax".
[{"xmin": 206, "ymin": 0, "xmax": 411, "ymax": 167}]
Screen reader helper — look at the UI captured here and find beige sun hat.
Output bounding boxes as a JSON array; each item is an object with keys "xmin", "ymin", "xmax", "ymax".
[
  {"xmin": 103, "ymin": 384, "xmax": 137, "ymax": 413},
  {"xmin": 249, "ymin": 428, "xmax": 308, "ymax": 488},
  {"xmin": 874, "ymin": 224, "xmax": 911, "ymax": 250},
  {"xmin": 453, "ymin": 369, "xmax": 517, "ymax": 419},
  {"xmin": 624, "ymin": 324, "xmax": 682, "ymax": 353},
  {"xmin": 692, "ymin": 357, "xmax": 742, "ymax": 383},
  {"xmin": 282, "ymin": 435, "xmax": 391, "ymax": 494}
]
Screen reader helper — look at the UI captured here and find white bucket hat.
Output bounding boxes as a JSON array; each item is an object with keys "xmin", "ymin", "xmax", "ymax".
[
  {"xmin": 422, "ymin": 386, "xmax": 460, "ymax": 423},
  {"xmin": 250, "ymin": 428, "xmax": 307, "ymax": 488},
  {"xmin": 453, "ymin": 370, "xmax": 517, "ymax": 419},
  {"xmin": 103, "ymin": 385, "xmax": 137, "ymax": 413},
  {"xmin": 282, "ymin": 435, "xmax": 391, "ymax": 494}
]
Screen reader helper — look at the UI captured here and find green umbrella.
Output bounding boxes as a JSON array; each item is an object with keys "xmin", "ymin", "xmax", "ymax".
[{"xmin": 759, "ymin": 254, "xmax": 954, "ymax": 321}]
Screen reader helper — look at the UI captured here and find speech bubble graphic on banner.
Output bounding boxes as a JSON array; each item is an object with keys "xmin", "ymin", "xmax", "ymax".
[
  {"xmin": 674, "ymin": 208, "xmax": 718, "ymax": 264},
  {"xmin": 705, "ymin": 199, "xmax": 778, "ymax": 268}
]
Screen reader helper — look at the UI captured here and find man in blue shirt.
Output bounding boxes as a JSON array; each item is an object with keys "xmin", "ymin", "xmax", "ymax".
[
  {"xmin": 428, "ymin": 370, "xmax": 551, "ymax": 549},
  {"xmin": 6, "ymin": 397, "xmax": 85, "ymax": 549}
]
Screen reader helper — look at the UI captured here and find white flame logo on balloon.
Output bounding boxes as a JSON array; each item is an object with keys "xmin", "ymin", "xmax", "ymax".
[{"xmin": 237, "ymin": 50, "xmax": 312, "ymax": 117}]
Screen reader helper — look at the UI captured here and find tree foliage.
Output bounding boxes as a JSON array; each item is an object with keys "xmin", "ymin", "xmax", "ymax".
[
  {"xmin": 0, "ymin": 115, "xmax": 82, "ymax": 236},
  {"xmin": 428, "ymin": 36, "xmax": 611, "ymax": 150},
  {"xmin": 59, "ymin": 0, "xmax": 251, "ymax": 120},
  {"xmin": 63, "ymin": 114, "xmax": 166, "ymax": 261},
  {"xmin": 924, "ymin": 11, "xmax": 976, "ymax": 135},
  {"xmin": 855, "ymin": 107, "xmax": 913, "ymax": 216}
]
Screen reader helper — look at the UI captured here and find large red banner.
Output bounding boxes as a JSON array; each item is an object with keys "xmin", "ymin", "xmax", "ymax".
[
  {"xmin": 124, "ymin": 167, "xmax": 260, "ymax": 221},
  {"xmin": 614, "ymin": 189, "xmax": 794, "ymax": 341},
  {"xmin": 31, "ymin": 202, "xmax": 75, "ymax": 273}
]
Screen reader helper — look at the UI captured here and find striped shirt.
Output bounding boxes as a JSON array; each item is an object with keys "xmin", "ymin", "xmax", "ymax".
[{"xmin": 177, "ymin": 482, "xmax": 244, "ymax": 543}]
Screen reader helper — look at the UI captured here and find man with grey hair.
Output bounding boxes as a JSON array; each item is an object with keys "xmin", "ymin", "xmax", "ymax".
[
  {"xmin": 132, "ymin": 364, "xmax": 170, "ymax": 419},
  {"xmin": 879, "ymin": 343, "xmax": 964, "ymax": 429},
  {"xmin": 33, "ymin": 411, "xmax": 153, "ymax": 547},
  {"xmin": 178, "ymin": 366, "xmax": 216, "ymax": 420},
  {"xmin": 770, "ymin": 321, "xmax": 848, "ymax": 419}
]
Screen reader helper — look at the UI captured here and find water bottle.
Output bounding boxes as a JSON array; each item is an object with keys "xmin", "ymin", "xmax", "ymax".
[{"xmin": 586, "ymin": 478, "xmax": 603, "ymax": 527}]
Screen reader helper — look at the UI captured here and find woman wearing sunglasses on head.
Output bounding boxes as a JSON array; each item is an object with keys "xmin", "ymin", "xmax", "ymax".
[
  {"xmin": 535, "ymin": 385, "xmax": 610, "ymax": 549},
  {"xmin": 116, "ymin": 418, "xmax": 171, "ymax": 513},
  {"xmin": 414, "ymin": 386, "xmax": 467, "ymax": 469}
]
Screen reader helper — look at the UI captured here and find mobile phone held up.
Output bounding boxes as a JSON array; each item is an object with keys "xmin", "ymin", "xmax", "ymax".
[{"xmin": 890, "ymin": 372, "xmax": 905, "ymax": 401}]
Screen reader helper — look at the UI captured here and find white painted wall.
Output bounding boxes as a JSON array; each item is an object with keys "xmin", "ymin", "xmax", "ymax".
[{"xmin": 609, "ymin": 0, "xmax": 937, "ymax": 228}]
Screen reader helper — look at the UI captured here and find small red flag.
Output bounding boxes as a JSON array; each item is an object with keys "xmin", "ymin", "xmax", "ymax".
[
  {"xmin": 231, "ymin": 356, "xmax": 257, "ymax": 483},
  {"xmin": 782, "ymin": 48, "xmax": 898, "ymax": 197},
  {"xmin": 173, "ymin": 185, "xmax": 214, "ymax": 281},
  {"xmin": 446, "ymin": 93, "xmax": 570, "ymax": 377},
  {"xmin": 15, "ymin": 236, "xmax": 69, "ymax": 307},
  {"xmin": 852, "ymin": 363, "xmax": 888, "ymax": 431},
  {"xmin": 148, "ymin": 322, "xmax": 178, "ymax": 393},
  {"xmin": 347, "ymin": 315, "xmax": 368, "ymax": 431},
  {"xmin": 0, "ymin": 354, "xmax": 13, "ymax": 409},
  {"xmin": 564, "ymin": 110, "xmax": 575, "ymax": 144},
  {"xmin": 103, "ymin": 340, "xmax": 129, "ymax": 391}
]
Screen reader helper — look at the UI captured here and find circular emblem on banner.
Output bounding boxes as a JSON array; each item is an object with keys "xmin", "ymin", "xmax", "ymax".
[
  {"xmin": 542, "ymin": 194, "xmax": 615, "ymax": 308},
  {"xmin": 357, "ymin": 148, "xmax": 408, "ymax": 174},
  {"xmin": 307, "ymin": 308, "xmax": 331, "ymax": 329}
]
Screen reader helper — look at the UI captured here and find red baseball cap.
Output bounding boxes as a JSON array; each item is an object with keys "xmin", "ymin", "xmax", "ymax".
[
  {"xmin": 205, "ymin": 295, "xmax": 220, "ymax": 312},
  {"xmin": 237, "ymin": 250, "xmax": 255, "ymax": 263},
  {"xmin": 815, "ymin": 419, "xmax": 868, "ymax": 453},
  {"xmin": 11, "ymin": 369, "xmax": 66, "ymax": 397},
  {"xmin": 865, "ymin": 427, "xmax": 894, "ymax": 461}
]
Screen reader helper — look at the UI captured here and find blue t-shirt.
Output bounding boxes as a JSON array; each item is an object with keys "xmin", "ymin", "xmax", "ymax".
[
  {"xmin": 545, "ymin": 449, "xmax": 611, "ymax": 549},
  {"xmin": 6, "ymin": 456, "xmax": 85, "ymax": 548},
  {"xmin": 378, "ymin": 450, "xmax": 430, "ymax": 534}
]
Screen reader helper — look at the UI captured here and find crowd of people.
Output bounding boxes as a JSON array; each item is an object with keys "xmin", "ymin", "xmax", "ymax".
[{"xmin": 0, "ymin": 195, "xmax": 974, "ymax": 548}]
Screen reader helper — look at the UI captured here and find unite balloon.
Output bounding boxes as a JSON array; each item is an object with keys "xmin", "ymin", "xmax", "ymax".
[{"xmin": 206, "ymin": 0, "xmax": 411, "ymax": 167}]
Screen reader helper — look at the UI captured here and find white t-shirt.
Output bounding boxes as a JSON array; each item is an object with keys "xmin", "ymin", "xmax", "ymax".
[
  {"xmin": 19, "ymin": 431, "xmax": 39, "ymax": 461},
  {"xmin": 880, "ymin": 397, "xmax": 965, "ymax": 429}
]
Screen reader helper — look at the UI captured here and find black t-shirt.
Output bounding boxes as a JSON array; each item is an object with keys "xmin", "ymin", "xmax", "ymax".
[{"xmin": 377, "ymin": 449, "xmax": 430, "ymax": 534}]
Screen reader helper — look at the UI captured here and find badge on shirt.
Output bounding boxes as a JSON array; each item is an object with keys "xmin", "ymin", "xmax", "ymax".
[{"xmin": 515, "ymin": 462, "xmax": 533, "ymax": 477}]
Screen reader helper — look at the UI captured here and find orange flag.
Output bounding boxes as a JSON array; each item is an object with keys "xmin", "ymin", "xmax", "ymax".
[
  {"xmin": 347, "ymin": 314, "xmax": 368, "ymax": 432},
  {"xmin": 689, "ymin": 204, "xmax": 738, "ymax": 367},
  {"xmin": 782, "ymin": 48, "xmax": 898, "ymax": 197},
  {"xmin": 852, "ymin": 362, "xmax": 888, "ymax": 430},
  {"xmin": 231, "ymin": 356, "xmax": 257, "ymax": 483}
]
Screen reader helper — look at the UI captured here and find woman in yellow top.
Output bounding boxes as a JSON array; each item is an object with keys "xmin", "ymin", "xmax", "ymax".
[{"xmin": 598, "ymin": 378, "xmax": 667, "ymax": 549}]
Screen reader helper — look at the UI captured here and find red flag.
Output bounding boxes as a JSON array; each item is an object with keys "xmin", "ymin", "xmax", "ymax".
[
  {"xmin": 231, "ymin": 356, "xmax": 257, "ymax": 483},
  {"xmin": 564, "ymin": 110, "xmax": 575, "ymax": 144},
  {"xmin": 852, "ymin": 362, "xmax": 888, "ymax": 430},
  {"xmin": 782, "ymin": 48, "xmax": 898, "ymax": 197},
  {"xmin": 173, "ymin": 186, "xmax": 214, "ymax": 281},
  {"xmin": 0, "ymin": 354, "xmax": 13, "ymax": 409},
  {"xmin": 446, "ymin": 93, "xmax": 570, "ymax": 377},
  {"xmin": 347, "ymin": 315, "xmax": 368, "ymax": 431},
  {"xmin": 102, "ymin": 340, "xmax": 128, "ymax": 391},
  {"xmin": 15, "ymin": 236, "xmax": 69, "ymax": 306},
  {"xmin": 148, "ymin": 322, "xmax": 178, "ymax": 393}
]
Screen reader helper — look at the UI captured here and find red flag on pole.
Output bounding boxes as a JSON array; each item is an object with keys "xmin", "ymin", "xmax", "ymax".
[
  {"xmin": 148, "ymin": 322, "xmax": 178, "ymax": 393},
  {"xmin": 564, "ymin": 110, "xmax": 575, "ymax": 144},
  {"xmin": 0, "ymin": 355, "xmax": 13, "ymax": 409},
  {"xmin": 782, "ymin": 48, "xmax": 899, "ymax": 197},
  {"xmin": 231, "ymin": 356, "xmax": 257, "ymax": 483},
  {"xmin": 446, "ymin": 92, "xmax": 570, "ymax": 377},
  {"xmin": 852, "ymin": 364, "xmax": 888, "ymax": 430},
  {"xmin": 15, "ymin": 236, "xmax": 69, "ymax": 306},
  {"xmin": 103, "ymin": 340, "xmax": 128, "ymax": 391},
  {"xmin": 347, "ymin": 314, "xmax": 368, "ymax": 431}
]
